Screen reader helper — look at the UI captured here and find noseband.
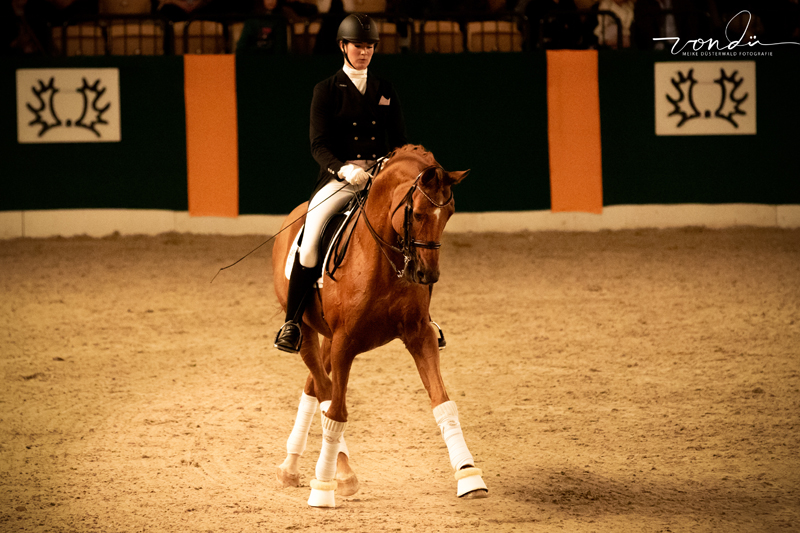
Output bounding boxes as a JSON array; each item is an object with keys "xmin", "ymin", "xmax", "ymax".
[{"xmin": 356, "ymin": 164, "xmax": 453, "ymax": 279}]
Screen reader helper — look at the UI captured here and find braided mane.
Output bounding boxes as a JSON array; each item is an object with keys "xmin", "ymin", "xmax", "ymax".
[{"xmin": 385, "ymin": 144, "xmax": 437, "ymax": 169}]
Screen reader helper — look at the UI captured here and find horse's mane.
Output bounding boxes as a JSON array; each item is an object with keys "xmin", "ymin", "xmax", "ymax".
[
  {"xmin": 374, "ymin": 144, "xmax": 447, "ymax": 198},
  {"xmin": 385, "ymin": 144, "xmax": 437, "ymax": 169}
]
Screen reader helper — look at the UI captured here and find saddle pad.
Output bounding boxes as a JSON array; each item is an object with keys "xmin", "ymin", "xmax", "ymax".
[{"xmin": 284, "ymin": 210, "xmax": 354, "ymax": 288}]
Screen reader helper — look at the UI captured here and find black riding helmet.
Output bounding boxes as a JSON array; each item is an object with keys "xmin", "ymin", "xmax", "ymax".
[{"xmin": 336, "ymin": 13, "xmax": 380, "ymax": 45}]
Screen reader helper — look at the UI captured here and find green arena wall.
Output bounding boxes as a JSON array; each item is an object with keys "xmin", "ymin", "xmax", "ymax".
[{"xmin": 1, "ymin": 51, "xmax": 799, "ymax": 237}]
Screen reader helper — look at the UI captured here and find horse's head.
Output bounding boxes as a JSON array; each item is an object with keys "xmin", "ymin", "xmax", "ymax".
[{"xmin": 383, "ymin": 148, "xmax": 469, "ymax": 285}]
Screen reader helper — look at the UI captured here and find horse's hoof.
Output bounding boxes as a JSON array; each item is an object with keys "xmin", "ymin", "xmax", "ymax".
[
  {"xmin": 335, "ymin": 472, "xmax": 360, "ymax": 497},
  {"xmin": 276, "ymin": 465, "xmax": 301, "ymax": 488},
  {"xmin": 455, "ymin": 467, "xmax": 488, "ymax": 498},
  {"xmin": 308, "ymin": 489, "xmax": 336, "ymax": 508},
  {"xmin": 308, "ymin": 479, "xmax": 337, "ymax": 508},
  {"xmin": 460, "ymin": 488, "xmax": 489, "ymax": 499}
]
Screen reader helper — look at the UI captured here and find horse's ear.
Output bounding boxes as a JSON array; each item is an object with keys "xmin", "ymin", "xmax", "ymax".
[
  {"xmin": 444, "ymin": 169, "xmax": 470, "ymax": 186},
  {"xmin": 421, "ymin": 166, "xmax": 440, "ymax": 187}
]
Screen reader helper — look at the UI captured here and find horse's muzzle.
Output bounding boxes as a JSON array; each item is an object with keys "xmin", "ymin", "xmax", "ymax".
[{"xmin": 411, "ymin": 264, "xmax": 439, "ymax": 285}]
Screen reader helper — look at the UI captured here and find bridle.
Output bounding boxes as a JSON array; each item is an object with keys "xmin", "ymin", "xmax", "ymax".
[{"xmin": 355, "ymin": 163, "xmax": 453, "ymax": 279}]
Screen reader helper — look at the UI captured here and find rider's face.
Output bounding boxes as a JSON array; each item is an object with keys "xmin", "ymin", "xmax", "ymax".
[{"xmin": 341, "ymin": 41, "xmax": 375, "ymax": 70}]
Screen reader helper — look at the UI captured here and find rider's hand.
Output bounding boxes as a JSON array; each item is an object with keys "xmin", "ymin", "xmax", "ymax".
[{"xmin": 338, "ymin": 164, "xmax": 370, "ymax": 187}]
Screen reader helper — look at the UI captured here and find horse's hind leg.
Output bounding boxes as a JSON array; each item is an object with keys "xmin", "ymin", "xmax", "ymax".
[
  {"xmin": 276, "ymin": 325, "xmax": 331, "ymax": 488},
  {"xmin": 276, "ymin": 381, "xmax": 318, "ymax": 487},
  {"xmin": 406, "ymin": 322, "xmax": 488, "ymax": 499}
]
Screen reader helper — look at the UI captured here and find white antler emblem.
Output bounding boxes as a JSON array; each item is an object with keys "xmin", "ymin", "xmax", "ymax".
[
  {"xmin": 17, "ymin": 68, "xmax": 120, "ymax": 143},
  {"xmin": 27, "ymin": 77, "xmax": 62, "ymax": 137}
]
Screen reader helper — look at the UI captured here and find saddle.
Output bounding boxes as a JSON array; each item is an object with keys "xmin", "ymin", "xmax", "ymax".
[{"xmin": 284, "ymin": 188, "xmax": 367, "ymax": 288}]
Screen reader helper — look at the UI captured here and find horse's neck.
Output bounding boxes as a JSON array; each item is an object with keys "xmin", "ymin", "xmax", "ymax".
[
  {"xmin": 362, "ymin": 185, "xmax": 395, "ymax": 245},
  {"xmin": 357, "ymin": 180, "xmax": 404, "ymax": 277}
]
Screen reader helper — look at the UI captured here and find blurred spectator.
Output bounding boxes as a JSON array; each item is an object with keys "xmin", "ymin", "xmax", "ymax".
[
  {"xmin": 718, "ymin": 0, "xmax": 800, "ymax": 44},
  {"xmin": 157, "ymin": 0, "xmax": 214, "ymax": 21},
  {"xmin": 518, "ymin": 0, "xmax": 586, "ymax": 49},
  {"xmin": 386, "ymin": 0, "xmax": 426, "ymax": 18},
  {"xmin": 594, "ymin": 0, "xmax": 633, "ymax": 48},
  {"xmin": 633, "ymin": 0, "xmax": 675, "ymax": 49},
  {"xmin": 386, "ymin": 0, "xmax": 425, "ymax": 52},
  {"xmin": 634, "ymin": 0, "xmax": 720, "ymax": 49},
  {"xmin": 446, "ymin": 0, "xmax": 495, "ymax": 16},
  {"xmin": 159, "ymin": 0, "xmax": 274, "ymax": 19},
  {"xmin": 236, "ymin": 0, "xmax": 289, "ymax": 54},
  {"xmin": 285, "ymin": 0, "xmax": 318, "ymax": 18},
  {"xmin": 4, "ymin": 1, "xmax": 26, "ymax": 55},
  {"xmin": 719, "ymin": 1, "xmax": 763, "ymax": 42},
  {"xmin": 759, "ymin": 0, "xmax": 800, "ymax": 42},
  {"xmin": 157, "ymin": 0, "xmax": 258, "ymax": 19},
  {"xmin": 24, "ymin": 0, "xmax": 99, "ymax": 54},
  {"xmin": 313, "ymin": 0, "xmax": 345, "ymax": 54}
]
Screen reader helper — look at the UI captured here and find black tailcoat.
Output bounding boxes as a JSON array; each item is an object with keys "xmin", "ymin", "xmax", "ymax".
[{"xmin": 309, "ymin": 68, "xmax": 407, "ymax": 196}]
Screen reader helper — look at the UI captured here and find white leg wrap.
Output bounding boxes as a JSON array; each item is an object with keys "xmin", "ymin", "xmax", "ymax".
[
  {"xmin": 433, "ymin": 401, "xmax": 475, "ymax": 471},
  {"xmin": 286, "ymin": 392, "xmax": 318, "ymax": 456},
  {"xmin": 338, "ymin": 435, "xmax": 350, "ymax": 458},
  {"xmin": 315, "ymin": 414, "xmax": 346, "ymax": 482},
  {"xmin": 320, "ymin": 400, "xmax": 331, "ymax": 414},
  {"xmin": 320, "ymin": 400, "xmax": 350, "ymax": 458}
]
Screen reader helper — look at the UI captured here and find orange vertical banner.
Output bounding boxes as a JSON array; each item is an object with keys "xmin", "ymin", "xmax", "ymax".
[
  {"xmin": 546, "ymin": 50, "xmax": 603, "ymax": 213},
  {"xmin": 184, "ymin": 54, "xmax": 239, "ymax": 217}
]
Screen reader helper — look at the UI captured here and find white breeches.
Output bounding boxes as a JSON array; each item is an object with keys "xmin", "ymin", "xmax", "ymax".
[{"xmin": 299, "ymin": 161, "xmax": 372, "ymax": 269}]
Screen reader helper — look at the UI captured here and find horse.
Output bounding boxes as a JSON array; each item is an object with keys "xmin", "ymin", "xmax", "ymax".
[{"xmin": 271, "ymin": 144, "xmax": 487, "ymax": 508}]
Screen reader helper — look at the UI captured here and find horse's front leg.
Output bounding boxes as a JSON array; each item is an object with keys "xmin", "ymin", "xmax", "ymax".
[
  {"xmin": 320, "ymin": 337, "xmax": 359, "ymax": 497},
  {"xmin": 308, "ymin": 335, "xmax": 356, "ymax": 508},
  {"xmin": 405, "ymin": 322, "xmax": 489, "ymax": 499}
]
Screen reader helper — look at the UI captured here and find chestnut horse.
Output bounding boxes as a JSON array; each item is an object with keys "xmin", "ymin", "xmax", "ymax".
[{"xmin": 272, "ymin": 145, "xmax": 487, "ymax": 508}]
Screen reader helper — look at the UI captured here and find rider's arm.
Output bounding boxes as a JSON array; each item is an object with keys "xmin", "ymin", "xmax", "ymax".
[{"xmin": 310, "ymin": 79, "xmax": 345, "ymax": 179}]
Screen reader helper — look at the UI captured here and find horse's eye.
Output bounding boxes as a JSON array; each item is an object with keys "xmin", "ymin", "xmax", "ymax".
[{"xmin": 413, "ymin": 212, "xmax": 424, "ymax": 221}]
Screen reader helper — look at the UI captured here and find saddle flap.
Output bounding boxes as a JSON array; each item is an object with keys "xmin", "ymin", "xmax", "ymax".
[{"xmin": 285, "ymin": 211, "xmax": 352, "ymax": 288}]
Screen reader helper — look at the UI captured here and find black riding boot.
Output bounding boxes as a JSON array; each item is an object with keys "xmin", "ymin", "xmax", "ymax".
[{"xmin": 274, "ymin": 255, "xmax": 318, "ymax": 353}]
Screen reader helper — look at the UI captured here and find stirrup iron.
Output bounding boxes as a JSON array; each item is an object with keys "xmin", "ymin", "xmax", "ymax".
[{"xmin": 432, "ymin": 321, "xmax": 446, "ymax": 350}]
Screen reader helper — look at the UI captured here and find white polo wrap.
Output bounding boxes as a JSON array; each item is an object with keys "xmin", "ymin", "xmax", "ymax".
[
  {"xmin": 433, "ymin": 401, "xmax": 475, "ymax": 471},
  {"xmin": 320, "ymin": 400, "xmax": 350, "ymax": 458},
  {"xmin": 315, "ymin": 414, "xmax": 346, "ymax": 482},
  {"xmin": 286, "ymin": 391, "xmax": 318, "ymax": 456}
]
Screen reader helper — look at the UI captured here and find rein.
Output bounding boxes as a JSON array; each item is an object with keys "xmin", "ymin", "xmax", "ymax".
[{"xmin": 354, "ymin": 163, "xmax": 452, "ymax": 279}]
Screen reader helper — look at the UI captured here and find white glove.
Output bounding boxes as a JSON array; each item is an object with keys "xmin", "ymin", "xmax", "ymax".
[{"xmin": 338, "ymin": 164, "xmax": 370, "ymax": 186}]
